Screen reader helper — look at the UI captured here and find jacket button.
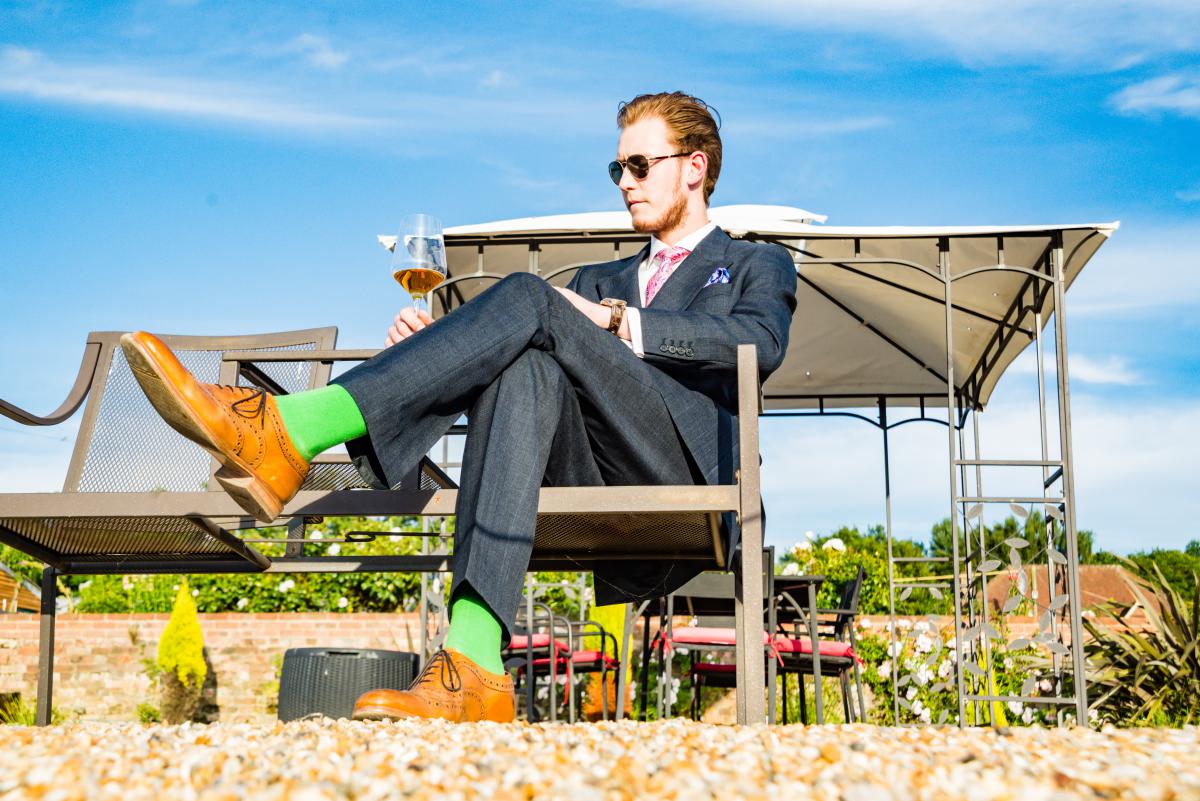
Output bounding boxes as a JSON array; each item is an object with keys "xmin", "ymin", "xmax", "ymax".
[
  {"xmin": 668, "ymin": 346, "xmax": 678, "ymax": 354},
  {"xmin": 685, "ymin": 348, "xmax": 694, "ymax": 357},
  {"xmin": 659, "ymin": 345, "xmax": 669, "ymax": 353}
]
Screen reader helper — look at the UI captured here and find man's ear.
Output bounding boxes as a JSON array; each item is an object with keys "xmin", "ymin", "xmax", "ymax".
[{"xmin": 686, "ymin": 152, "xmax": 707, "ymax": 191}]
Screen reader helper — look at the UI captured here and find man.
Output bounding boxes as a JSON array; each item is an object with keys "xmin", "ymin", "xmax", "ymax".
[{"xmin": 121, "ymin": 91, "xmax": 798, "ymax": 723}]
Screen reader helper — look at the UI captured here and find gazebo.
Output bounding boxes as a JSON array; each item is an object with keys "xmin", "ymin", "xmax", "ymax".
[{"xmin": 384, "ymin": 205, "xmax": 1118, "ymax": 725}]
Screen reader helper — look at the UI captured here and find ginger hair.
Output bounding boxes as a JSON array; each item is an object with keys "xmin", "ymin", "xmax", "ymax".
[{"xmin": 617, "ymin": 92, "xmax": 722, "ymax": 203}]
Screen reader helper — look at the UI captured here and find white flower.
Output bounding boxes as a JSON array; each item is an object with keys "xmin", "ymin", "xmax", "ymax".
[
  {"xmin": 389, "ymin": 527, "xmax": 403, "ymax": 533},
  {"xmin": 804, "ymin": 530, "xmax": 815, "ymax": 541},
  {"xmin": 879, "ymin": 660, "xmax": 892, "ymax": 676},
  {"xmin": 919, "ymin": 707, "xmax": 932, "ymax": 724},
  {"xmin": 327, "ymin": 543, "xmax": 341, "ymax": 556},
  {"xmin": 912, "ymin": 698, "xmax": 925, "ymax": 714},
  {"xmin": 676, "ymin": 647, "xmax": 690, "ymax": 656},
  {"xmin": 822, "ymin": 537, "xmax": 846, "ymax": 552},
  {"xmin": 1008, "ymin": 701, "xmax": 1024, "ymax": 715},
  {"xmin": 1003, "ymin": 657, "xmax": 1014, "ymax": 670},
  {"xmin": 793, "ymin": 541, "xmax": 813, "ymax": 553},
  {"xmin": 311, "ymin": 529, "xmax": 324, "ymax": 540},
  {"xmin": 236, "ymin": 598, "xmax": 249, "ymax": 610},
  {"xmin": 782, "ymin": 562, "xmax": 801, "ymax": 576},
  {"xmin": 172, "ymin": 584, "xmax": 180, "ymax": 591},
  {"xmin": 898, "ymin": 619, "xmax": 913, "ymax": 631},
  {"xmin": 914, "ymin": 633, "xmax": 934, "ymax": 654},
  {"xmin": 79, "ymin": 580, "xmax": 92, "ymax": 589},
  {"xmin": 192, "ymin": 589, "xmax": 199, "ymax": 597},
  {"xmin": 278, "ymin": 579, "xmax": 295, "ymax": 593},
  {"xmin": 913, "ymin": 663, "xmax": 934, "ymax": 686},
  {"xmin": 1021, "ymin": 708, "xmax": 1034, "ymax": 725},
  {"xmin": 337, "ymin": 597, "xmax": 349, "ymax": 609},
  {"xmin": 937, "ymin": 660, "xmax": 953, "ymax": 679},
  {"xmin": 858, "ymin": 618, "xmax": 873, "ymax": 629},
  {"xmin": 887, "ymin": 641, "xmax": 903, "ymax": 658},
  {"xmin": 1088, "ymin": 708, "xmax": 1099, "ymax": 722},
  {"xmin": 905, "ymin": 686, "xmax": 918, "ymax": 701},
  {"xmin": 1039, "ymin": 679, "xmax": 1053, "ymax": 693}
]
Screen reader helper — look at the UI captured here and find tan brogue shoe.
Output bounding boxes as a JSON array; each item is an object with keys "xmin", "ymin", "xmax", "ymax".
[
  {"xmin": 120, "ymin": 331, "xmax": 309, "ymax": 523},
  {"xmin": 351, "ymin": 649, "xmax": 516, "ymax": 723}
]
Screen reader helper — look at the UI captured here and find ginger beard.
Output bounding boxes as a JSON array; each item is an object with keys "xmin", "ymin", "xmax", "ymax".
[{"xmin": 629, "ymin": 172, "xmax": 689, "ymax": 235}]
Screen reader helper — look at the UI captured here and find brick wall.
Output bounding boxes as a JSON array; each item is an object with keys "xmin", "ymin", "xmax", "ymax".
[{"xmin": 0, "ymin": 613, "xmax": 426, "ymax": 723}]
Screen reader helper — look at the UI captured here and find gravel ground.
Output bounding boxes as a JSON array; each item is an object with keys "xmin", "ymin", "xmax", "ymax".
[{"xmin": 2, "ymin": 719, "xmax": 1198, "ymax": 800}]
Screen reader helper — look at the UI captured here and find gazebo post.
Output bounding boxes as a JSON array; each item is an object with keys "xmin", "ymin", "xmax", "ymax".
[
  {"xmin": 1050, "ymin": 233, "xmax": 1090, "ymax": 725},
  {"xmin": 880, "ymin": 398, "xmax": 903, "ymax": 725},
  {"xmin": 940, "ymin": 237, "xmax": 968, "ymax": 728}
]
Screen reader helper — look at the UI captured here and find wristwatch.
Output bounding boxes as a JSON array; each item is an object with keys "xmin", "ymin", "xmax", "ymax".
[{"xmin": 599, "ymin": 298, "xmax": 627, "ymax": 335}]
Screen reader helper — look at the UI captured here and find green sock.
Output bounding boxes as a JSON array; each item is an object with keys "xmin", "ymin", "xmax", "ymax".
[
  {"xmin": 443, "ymin": 585, "xmax": 505, "ymax": 675},
  {"xmin": 273, "ymin": 384, "xmax": 367, "ymax": 462}
]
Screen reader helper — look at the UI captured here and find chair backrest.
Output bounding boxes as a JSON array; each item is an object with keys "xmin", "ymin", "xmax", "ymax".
[
  {"xmin": 668, "ymin": 546, "xmax": 775, "ymax": 628},
  {"xmin": 63, "ymin": 328, "xmax": 337, "ymax": 493},
  {"xmin": 829, "ymin": 565, "xmax": 867, "ymax": 639}
]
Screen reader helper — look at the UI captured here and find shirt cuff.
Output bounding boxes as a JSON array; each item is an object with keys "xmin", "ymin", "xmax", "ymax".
[{"xmin": 625, "ymin": 307, "xmax": 645, "ymax": 358}]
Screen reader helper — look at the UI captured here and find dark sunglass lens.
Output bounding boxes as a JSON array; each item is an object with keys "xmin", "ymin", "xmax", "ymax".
[
  {"xmin": 608, "ymin": 161, "xmax": 623, "ymax": 185},
  {"xmin": 627, "ymin": 155, "xmax": 650, "ymax": 179}
]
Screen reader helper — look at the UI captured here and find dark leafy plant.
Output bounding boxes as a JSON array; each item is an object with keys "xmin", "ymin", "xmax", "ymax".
[{"xmin": 1084, "ymin": 559, "xmax": 1199, "ymax": 727}]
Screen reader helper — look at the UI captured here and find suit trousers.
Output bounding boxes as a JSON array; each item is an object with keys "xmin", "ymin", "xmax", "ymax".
[{"xmin": 334, "ymin": 273, "xmax": 704, "ymax": 635}]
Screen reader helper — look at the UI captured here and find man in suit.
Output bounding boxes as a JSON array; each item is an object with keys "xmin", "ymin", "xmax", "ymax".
[{"xmin": 120, "ymin": 91, "xmax": 798, "ymax": 723}]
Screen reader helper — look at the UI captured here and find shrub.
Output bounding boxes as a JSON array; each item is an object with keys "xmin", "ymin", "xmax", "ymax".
[
  {"xmin": 157, "ymin": 578, "xmax": 207, "ymax": 724},
  {"xmin": 1084, "ymin": 559, "xmax": 1199, "ymax": 727}
]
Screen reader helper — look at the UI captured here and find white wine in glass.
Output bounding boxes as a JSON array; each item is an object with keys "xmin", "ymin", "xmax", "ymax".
[{"xmin": 391, "ymin": 214, "xmax": 447, "ymax": 310}]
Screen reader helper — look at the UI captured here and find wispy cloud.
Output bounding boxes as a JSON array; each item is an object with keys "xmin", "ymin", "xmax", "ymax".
[
  {"xmin": 285, "ymin": 33, "xmax": 349, "ymax": 70},
  {"xmin": 1068, "ymin": 224, "xmax": 1200, "ymax": 316},
  {"xmin": 0, "ymin": 45, "xmax": 379, "ymax": 130},
  {"xmin": 1178, "ymin": 183, "xmax": 1200, "ymax": 202},
  {"xmin": 621, "ymin": 0, "xmax": 1200, "ymax": 67},
  {"xmin": 1009, "ymin": 351, "xmax": 1143, "ymax": 385},
  {"xmin": 1112, "ymin": 73, "xmax": 1200, "ymax": 120},
  {"xmin": 724, "ymin": 114, "xmax": 890, "ymax": 138}
]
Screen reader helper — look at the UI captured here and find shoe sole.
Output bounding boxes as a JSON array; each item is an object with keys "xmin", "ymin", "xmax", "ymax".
[
  {"xmin": 120, "ymin": 333, "xmax": 284, "ymax": 524},
  {"xmin": 350, "ymin": 705, "xmax": 418, "ymax": 721}
]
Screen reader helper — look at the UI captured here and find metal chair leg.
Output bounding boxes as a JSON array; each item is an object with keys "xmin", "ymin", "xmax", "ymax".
[
  {"xmin": 36, "ymin": 566, "xmax": 57, "ymax": 727},
  {"xmin": 798, "ymin": 672, "xmax": 808, "ymax": 725}
]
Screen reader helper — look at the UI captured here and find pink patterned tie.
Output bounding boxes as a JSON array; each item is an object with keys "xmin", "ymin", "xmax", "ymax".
[{"xmin": 644, "ymin": 245, "xmax": 691, "ymax": 305}]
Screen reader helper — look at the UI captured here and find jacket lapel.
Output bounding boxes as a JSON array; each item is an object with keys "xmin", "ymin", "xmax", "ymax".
[
  {"xmin": 597, "ymin": 244, "xmax": 649, "ymax": 308},
  {"xmin": 645, "ymin": 227, "xmax": 732, "ymax": 311}
]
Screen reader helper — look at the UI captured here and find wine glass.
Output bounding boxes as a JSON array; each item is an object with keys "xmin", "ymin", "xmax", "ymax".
[{"xmin": 390, "ymin": 213, "xmax": 447, "ymax": 312}]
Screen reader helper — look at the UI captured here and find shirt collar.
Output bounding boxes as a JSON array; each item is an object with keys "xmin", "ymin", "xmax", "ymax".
[{"xmin": 648, "ymin": 220, "xmax": 718, "ymax": 262}]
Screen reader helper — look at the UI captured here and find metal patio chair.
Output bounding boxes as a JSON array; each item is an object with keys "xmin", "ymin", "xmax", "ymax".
[
  {"xmin": 1, "ymin": 329, "xmax": 771, "ymax": 725},
  {"xmin": 774, "ymin": 565, "xmax": 867, "ymax": 724}
]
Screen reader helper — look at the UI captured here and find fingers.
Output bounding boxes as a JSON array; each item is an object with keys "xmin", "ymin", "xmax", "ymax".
[{"xmin": 385, "ymin": 308, "xmax": 435, "ymax": 346}]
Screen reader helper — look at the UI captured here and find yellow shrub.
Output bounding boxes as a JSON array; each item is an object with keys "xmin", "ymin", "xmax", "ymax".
[{"xmin": 156, "ymin": 578, "xmax": 206, "ymax": 688}]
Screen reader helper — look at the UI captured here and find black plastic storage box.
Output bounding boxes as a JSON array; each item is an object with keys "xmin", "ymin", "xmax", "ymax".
[{"xmin": 277, "ymin": 647, "xmax": 419, "ymax": 721}]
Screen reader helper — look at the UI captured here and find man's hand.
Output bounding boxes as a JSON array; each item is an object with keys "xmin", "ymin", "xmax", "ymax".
[
  {"xmin": 554, "ymin": 287, "xmax": 632, "ymax": 340},
  {"xmin": 385, "ymin": 307, "xmax": 435, "ymax": 347}
]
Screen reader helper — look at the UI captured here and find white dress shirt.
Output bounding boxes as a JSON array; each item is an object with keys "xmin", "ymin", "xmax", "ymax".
[{"xmin": 624, "ymin": 221, "xmax": 718, "ymax": 357}]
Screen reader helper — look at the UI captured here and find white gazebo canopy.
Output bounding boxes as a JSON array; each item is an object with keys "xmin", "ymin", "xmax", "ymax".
[{"xmin": 381, "ymin": 206, "xmax": 1118, "ymax": 411}]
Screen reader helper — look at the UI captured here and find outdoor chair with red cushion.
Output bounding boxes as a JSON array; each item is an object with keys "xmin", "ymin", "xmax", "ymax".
[{"xmin": 774, "ymin": 565, "xmax": 867, "ymax": 724}]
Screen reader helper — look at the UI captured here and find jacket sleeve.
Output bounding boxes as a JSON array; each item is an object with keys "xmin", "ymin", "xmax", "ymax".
[{"xmin": 636, "ymin": 244, "xmax": 797, "ymax": 377}]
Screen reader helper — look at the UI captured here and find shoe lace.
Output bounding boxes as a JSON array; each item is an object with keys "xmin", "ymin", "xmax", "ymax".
[
  {"xmin": 229, "ymin": 389, "xmax": 268, "ymax": 427},
  {"xmin": 412, "ymin": 649, "xmax": 462, "ymax": 693}
]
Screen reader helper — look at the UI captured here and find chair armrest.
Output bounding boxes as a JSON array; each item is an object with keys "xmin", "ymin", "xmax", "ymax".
[{"xmin": 0, "ymin": 341, "xmax": 102, "ymax": 426}]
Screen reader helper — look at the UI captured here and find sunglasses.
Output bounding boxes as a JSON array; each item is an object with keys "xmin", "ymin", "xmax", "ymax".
[{"xmin": 608, "ymin": 152, "xmax": 691, "ymax": 185}]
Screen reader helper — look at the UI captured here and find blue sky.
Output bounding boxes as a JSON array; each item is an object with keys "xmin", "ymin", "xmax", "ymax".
[{"xmin": 1, "ymin": 1, "xmax": 1197, "ymax": 554}]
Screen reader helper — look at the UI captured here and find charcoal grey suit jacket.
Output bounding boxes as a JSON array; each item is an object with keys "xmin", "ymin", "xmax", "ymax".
[{"xmin": 567, "ymin": 226, "xmax": 798, "ymax": 561}]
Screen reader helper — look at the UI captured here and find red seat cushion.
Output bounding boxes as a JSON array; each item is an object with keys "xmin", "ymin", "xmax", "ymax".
[
  {"xmin": 517, "ymin": 650, "xmax": 618, "ymax": 673},
  {"xmin": 506, "ymin": 634, "xmax": 569, "ymax": 652},
  {"xmin": 692, "ymin": 662, "xmax": 736, "ymax": 674},
  {"xmin": 773, "ymin": 636, "xmax": 863, "ymax": 664},
  {"xmin": 668, "ymin": 627, "xmax": 772, "ymax": 647}
]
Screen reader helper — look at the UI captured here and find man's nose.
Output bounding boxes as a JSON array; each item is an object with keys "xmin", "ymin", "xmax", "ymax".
[{"xmin": 618, "ymin": 166, "xmax": 639, "ymax": 193}]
